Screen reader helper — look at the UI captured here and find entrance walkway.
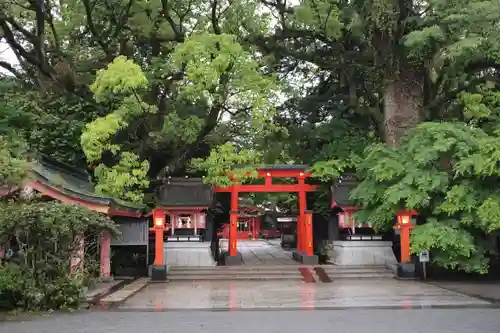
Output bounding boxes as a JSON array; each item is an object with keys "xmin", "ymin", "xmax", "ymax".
[
  {"xmin": 117, "ymin": 279, "xmax": 492, "ymax": 310},
  {"xmin": 219, "ymin": 239, "xmax": 296, "ymax": 265}
]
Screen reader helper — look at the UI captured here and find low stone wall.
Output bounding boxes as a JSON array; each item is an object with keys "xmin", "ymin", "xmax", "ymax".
[{"xmin": 328, "ymin": 240, "xmax": 397, "ymax": 266}]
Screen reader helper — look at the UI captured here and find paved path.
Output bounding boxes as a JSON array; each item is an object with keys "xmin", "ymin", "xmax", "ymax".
[
  {"xmin": 219, "ymin": 240, "xmax": 296, "ymax": 265},
  {"xmin": 118, "ymin": 279, "xmax": 491, "ymax": 310},
  {"xmin": 431, "ymin": 281, "xmax": 500, "ymax": 303},
  {"xmin": 2, "ymin": 308, "xmax": 500, "ymax": 333},
  {"xmin": 165, "ymin": 242, "xmax": 216, "ymax": 267}
]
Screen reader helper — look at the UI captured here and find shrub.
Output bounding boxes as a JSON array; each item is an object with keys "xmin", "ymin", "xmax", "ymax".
[{"xmin": 0, "ymin": 200, "xmax": 118, "ymax": 310}]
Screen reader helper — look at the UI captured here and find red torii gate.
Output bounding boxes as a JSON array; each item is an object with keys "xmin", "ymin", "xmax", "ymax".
[{"xmin": 215, "ymin": 165, "xmax": 318, "ymax": 265}]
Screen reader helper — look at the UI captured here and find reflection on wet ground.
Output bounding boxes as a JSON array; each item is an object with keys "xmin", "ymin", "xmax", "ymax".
[
  {"xmin": 115, "ymin": 279, "xmax": 492, "ymax": 311},
  {"xmin": 219, "ymin": 239, "xmax": 297, "ymax": 265}
]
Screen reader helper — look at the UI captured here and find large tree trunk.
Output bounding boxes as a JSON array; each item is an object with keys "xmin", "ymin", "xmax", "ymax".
[{"xmin": 383, "ymin": 61, "xmax": 424, "ymax": 147}]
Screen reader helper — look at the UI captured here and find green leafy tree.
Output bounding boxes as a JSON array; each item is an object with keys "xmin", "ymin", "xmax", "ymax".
[
  {"xmin": 1, "ymin": 1, "xmax": 279, "ymax": 201},
  {"xmin": 349, "ymin": 122, "xmax": 500, "ymax": 273}
]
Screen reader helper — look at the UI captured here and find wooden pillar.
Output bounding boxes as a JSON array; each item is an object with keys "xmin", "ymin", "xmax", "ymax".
[
  {"xmin": 100, "ymin": 230, "xmax": 112, "ymax": 279},
  {"xmin": 170, "ymin": 213, "xmax": 175, "ymax": 236},
  {"xmin": 344, "ymin": 207, "xmax": 358, "ymax": 235},
  {"xmin": 304, "ymin": 212, "xmax": 313, "ymax": 256},
  {"xmin": 394, "ymin": 210, "xmax": 417, "ymax": 264},
  {"xmin": 400, "ymin": 226, "xmax": 411, "ymax": 263},
  {"xmin": 256, "ymin": 216, "xmax": 261, "ymax": 237},
  {"xmin": 229, "ymin": 182, "xmax": 239, "ymax": 256},
  {"xmin": 151, "ymin": 209, "xmax": 166, "ymax": 266},
  {"xmin": 298, "ymin": 176, "xmax": 307, "ymax": 253},
  {"xmin": 70, "ymin": 233, "xmax": 84, "ymax": 274}
]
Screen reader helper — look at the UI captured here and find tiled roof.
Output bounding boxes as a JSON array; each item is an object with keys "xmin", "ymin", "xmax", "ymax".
[
  {"xmin": 31, "ymin": 155, "xmax": 145, "ymax": 212},
  {"xmin": 330, "ymin": 173, "xmax": 359, "ymax": 207},
  {"xmin": 158, "ymin": 177, "xmax": 214, "ymax": 207}
]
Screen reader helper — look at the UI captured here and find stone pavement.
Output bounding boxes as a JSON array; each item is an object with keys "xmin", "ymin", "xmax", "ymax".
[
  {"xmin": 85, "ymin": 279, "xmax": 124, "ymax": 303},
  {"xmin": 431, "ymin": 281, "xmax": 500, "ymax": 303},
  {"xmin": 166, "ymin": 242, "xmax": 216, "ymax": 267},
  {"xmin": 2, "ymin": 308, "xmax": 500, "ymax": 333},
  {"xmin": 219, "ymin": 239, "xmax": 296, "ymax": 265},
  {"xmin": 117, "ymin": 279, "xmax": 491, "ymax": 310}
]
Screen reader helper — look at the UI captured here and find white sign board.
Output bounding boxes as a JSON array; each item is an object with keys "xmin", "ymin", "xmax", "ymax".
[{"xmin": 419, "ymin": 250, "xmax": 430, "ymax": 262}]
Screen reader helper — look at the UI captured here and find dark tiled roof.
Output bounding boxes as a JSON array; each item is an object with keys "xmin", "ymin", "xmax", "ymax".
[
  {"xmin": 257, "ymin": 164, "xmax": 310, "ymax": 171},
  {"xmin": 31, "ymin": 155, "xmax": 145, "ymax": 212},
  {"xmin": 158, "ymin": 177, "xmax": 213, "ymax": 207},
  {"xmin": 232, "ymin": 164, "xmax": 310, "ymax": 171},
  {"xmin": 330, "ymin": 173, "xmax": 359, "ymax": 207}
]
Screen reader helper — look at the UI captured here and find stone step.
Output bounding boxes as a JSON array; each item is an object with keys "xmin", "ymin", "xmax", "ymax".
[
  {"xmin": 168, "ymin": 272, "xmax": 393, "ymax": 281},
  {"xmin": 168, "ymin": 269, "xmax": 300, "ymax": 276},
  {"xmin": 324, "ymin": 272, "xmax": 394, "ymax": 279},
  {"xmin": 168, "ymin": 266, "xmax": 302, "ymax": 271},
  {"xmin": 168, "ymin": 274, "xmax": 303, "ymax": 281},
  {"xmin": 321, "ymin": 267, "xmax": 392, "ymax": 273}
]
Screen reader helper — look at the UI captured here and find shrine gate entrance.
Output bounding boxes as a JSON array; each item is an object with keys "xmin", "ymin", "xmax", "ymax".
[{"xmin": 215, "ymin": 165, "xmax": 318, "ymax": 265}]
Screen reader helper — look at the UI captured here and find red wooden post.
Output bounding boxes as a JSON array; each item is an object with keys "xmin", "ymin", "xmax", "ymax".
[
  {"xmin": 255, "ymin": 215, "xmax": 262, "ymax": 238},
  {"xmin": 394, "ymin": 210, "xmax": 417, "ymax": 263},
  {"xmin": 150, "ymin": 208, "xmax": 167, "ymax": 266},
  {"xmin": 229, "ymin": 182, "xmax": 239, "ymax": 256},
  {"xmin": 100, "ymin": 230, "xmax": 111, "ymax": 279},
  {"xmin": 304, "ymin": 211, "xmax": 313, "ymax": 256},
  {"xmin": 298, "ymin": 174, "xmax": 307, "ymax": 253}
]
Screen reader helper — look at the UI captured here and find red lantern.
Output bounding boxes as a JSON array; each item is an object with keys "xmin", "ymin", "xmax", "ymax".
[
  {"xmin": 396, "ymin": 210, "xmax": 417, "ymax": 226},
  {"xmin": 394, "ymin": 210, "xmax": 418, "ymax": 263},
  {"xmin": 149, "ymin": 208, "xmax": 167, "ymax": 266}
]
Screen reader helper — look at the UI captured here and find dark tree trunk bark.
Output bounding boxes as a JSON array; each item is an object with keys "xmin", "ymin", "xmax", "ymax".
[{"xmin": 383, "ymin": 61, "xmax": 424, "ymax": 147}]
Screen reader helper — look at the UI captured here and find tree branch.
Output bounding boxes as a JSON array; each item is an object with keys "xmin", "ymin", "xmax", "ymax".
[
  {"xmin": 0, "ymin": 60, "xmax": 22, "ymax": 79},
  {"xmin": 82, "ymin": 0, "xmax": 111, "ymax": 56},
  {"xmin": 161, "ymin": 0, "xmax": 184, "ymax": 41}
]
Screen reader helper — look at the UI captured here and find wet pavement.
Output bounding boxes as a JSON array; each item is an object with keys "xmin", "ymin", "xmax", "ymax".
[
  {"xmin": 219, "ymin": 239, "xmax": 297, "ymax": 265},
  {"xmin": 117, "ymin": 279, "xmax": 491, "ymax": 311},
  {"xmin": 431, "ymin": 281, "xmax": 500, "ymax": 303},
  {"xmin": 2, "ymin": 308, "xmax": 500, "ymax": 333}
]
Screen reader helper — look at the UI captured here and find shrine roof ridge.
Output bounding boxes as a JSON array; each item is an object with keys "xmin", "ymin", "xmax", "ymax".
[
  {"xmin": 232, "ymin": 164, "xmax": 310, "ymax": 171},
  {"xmin": 31, "ymin": 155, "xmax": 145, "ymax": 212},
  {"xmin": 257, "ymin": 164, "xmax": 310, "ymax": 171}
]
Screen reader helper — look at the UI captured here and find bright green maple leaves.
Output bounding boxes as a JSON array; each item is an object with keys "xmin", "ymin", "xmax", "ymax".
[
  {"xmin": 82, "ymin": 56, "xmax": 153, "ymax": 202},
  {"xmin": 82, "ymin": 32, "xmax": 278, "ymax": 201},
  {"xmin": 171, "ymin": 33, "xmax": 278, "ymax": 136}
]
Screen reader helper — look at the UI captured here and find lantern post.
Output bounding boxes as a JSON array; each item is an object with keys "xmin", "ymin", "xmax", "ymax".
[
  {"xmin": 394, "ymin": 209, "xmax": 417, "ymax": 277},
  {"xmin": 149, "ymin": 208, "xmax": 168, "ymax": 281}
]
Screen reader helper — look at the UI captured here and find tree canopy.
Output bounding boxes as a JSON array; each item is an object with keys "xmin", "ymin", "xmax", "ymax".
[{"xmin": 2, "ymin": 0, "xmax": 500, "ymax": 272}]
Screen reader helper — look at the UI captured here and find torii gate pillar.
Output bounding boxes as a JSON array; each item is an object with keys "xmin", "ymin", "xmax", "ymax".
[{"xmin": 225, "ymin": 181, "xmax": 243, "ymax": 265}]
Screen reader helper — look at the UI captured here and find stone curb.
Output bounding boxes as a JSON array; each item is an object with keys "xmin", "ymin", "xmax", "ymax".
[
  {"xmin": 85, "ymin": 279, "xmax": 128, "ymax": 304},
  {"xmin": 98, "ymin": 278, "xmax": 150, "ymax": 305}
]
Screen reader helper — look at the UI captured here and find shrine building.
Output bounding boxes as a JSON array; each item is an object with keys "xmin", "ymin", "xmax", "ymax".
[{"xmin": 1, "ymin": 155, "xmax": 417, "ymax": 281}]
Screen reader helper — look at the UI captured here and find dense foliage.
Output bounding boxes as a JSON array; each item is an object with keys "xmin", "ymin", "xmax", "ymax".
[
  {"xmin": 0, "ymin": 73, "xmax": 118, "ymax": 311},
  {"xmin": 0, "ymin": 200, "xmax": 118, "ymax": 310},
  {"xmin": 1, "ymin": 0, "xmax": 500, "ymax": 273}
]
